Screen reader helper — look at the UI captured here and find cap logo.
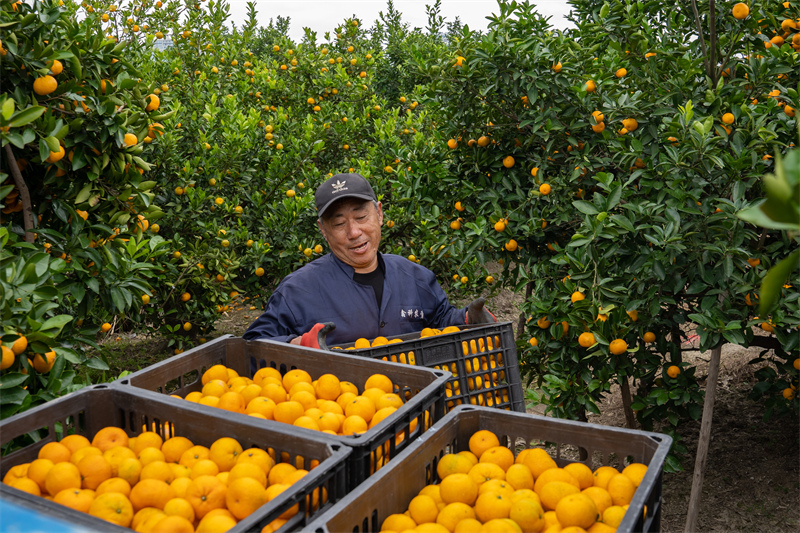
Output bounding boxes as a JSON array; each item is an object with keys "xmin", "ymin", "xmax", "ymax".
[{"xmin": 331, "ymin": 180, "xmax": 347, "ymax": 193}]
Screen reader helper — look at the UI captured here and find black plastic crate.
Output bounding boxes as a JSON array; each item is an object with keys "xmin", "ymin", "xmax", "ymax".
[
  {"xmin": 307, "ymin": 404, "xmax": 672, "ymax": 533},
  {"xmin": 115, "ymin": 335, "xmax": 450, "ymax": 490},
  {"xmin": 329, "ymin": 322, "xmax": 525, "ymax": 413},
  {"xmin": 0, "ymin": 384, "xmax": 351, "ymax": 533}
]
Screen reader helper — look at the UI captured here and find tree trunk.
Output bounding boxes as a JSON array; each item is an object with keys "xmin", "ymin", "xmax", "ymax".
[
  {"xmin": 684, "ymin": 342, "xmax": 723, "ymax": 532},
  {"xmin": 516, "ymin": 280, "xmax": 533, "ymax": 341},
  {"xmin": 4, "ymin": 144, "xmax": 35, "ymax": 243},
  {"xmin": 619, "ymin": 374, "xmax": 637, "ymax": 429}
]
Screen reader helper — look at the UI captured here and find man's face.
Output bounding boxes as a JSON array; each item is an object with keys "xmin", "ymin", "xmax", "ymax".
[{"xmin": 318, "ymin": 198, "xmax": 383, "ymax": 273}]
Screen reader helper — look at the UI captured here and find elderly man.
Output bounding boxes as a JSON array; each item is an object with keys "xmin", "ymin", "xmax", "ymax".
[{"xmin": 243, "ymin": 173, "xmax": 494, "ymax": 348}]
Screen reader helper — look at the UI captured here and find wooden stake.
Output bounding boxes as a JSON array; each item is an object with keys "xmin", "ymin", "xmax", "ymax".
[{"xmin": 684, "ymin": 342, "xmax": 722, "ymax": 532}]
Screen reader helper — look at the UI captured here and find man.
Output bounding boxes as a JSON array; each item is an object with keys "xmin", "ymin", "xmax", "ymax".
[{"xmin": 243, "ymin": 172, "xmax": 495, "ymax": 348}]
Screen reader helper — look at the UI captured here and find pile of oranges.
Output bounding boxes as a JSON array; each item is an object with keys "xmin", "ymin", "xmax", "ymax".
[
  {"xmin": 380, "ymin": 429, "xmax": 648, "ymax": 533},
  {"xmin": 340, "ymin": 325, "xmax": 464, "ymax": 352},
  {"xmin": 182, "ymin": 364, "xmax": 410, "ymax": 440},
  {"xmin": 338, "ymin": 328, "xmax": 515, "ymax": 412},
  {"xmin": 2, "ymin": 427, "xmax": 318, "ymax": 533}
]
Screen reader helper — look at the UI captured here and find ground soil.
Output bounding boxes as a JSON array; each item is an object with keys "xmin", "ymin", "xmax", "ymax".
[{"xmin": 105, "ymin": 282, "xmax": 800, "ymax": 532}]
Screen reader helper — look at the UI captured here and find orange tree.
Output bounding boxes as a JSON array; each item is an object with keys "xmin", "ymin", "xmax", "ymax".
[
  {"xmin": 85, "ymin": 0, "xmax": 450, "ymax": 351},
  {"xmin": 1, "ymin": 0, "xmax": 171, "ymax": 417},
  {"xmin": 399, "ymin": 0, "xmax": 799, "ymax": 466}
]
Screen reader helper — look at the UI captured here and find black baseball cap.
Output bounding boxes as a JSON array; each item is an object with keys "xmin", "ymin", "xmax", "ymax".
[{"xmin": 315, "ymin": 173, "xmax": 377, "ymax": 219}]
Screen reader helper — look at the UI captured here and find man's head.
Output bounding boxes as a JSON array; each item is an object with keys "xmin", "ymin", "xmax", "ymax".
[{"xmin": 316, "ymin": 173, "xmax": 383, "ymax": 273}]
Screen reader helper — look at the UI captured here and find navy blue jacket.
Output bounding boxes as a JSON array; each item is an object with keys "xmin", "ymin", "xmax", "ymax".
[{"xmin": 242, "ymin": 252, "xmax": 467, "ymax": 345}]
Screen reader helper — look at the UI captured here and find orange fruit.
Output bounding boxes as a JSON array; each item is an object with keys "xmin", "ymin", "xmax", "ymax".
[
  {"xmin": 509, "ymin": 497, "xmax": 546, "ymax": 532},
  {"xmin": 606, "ymin": 473, "xmax": 636, "ymax": 506},
  {"xmin": 9, "ymin": 477, "xmax": 41, "ymax": 496},
  {"xmin": 505, "ymin": 463, "xmax": 535, "ymax": 491},
  {"xmin": 45, "ymin": 461, "xmax": 82, "ymax": 496},
  {"xmin": 539, "ymin": 480, "xmax": 581, "ymax": 511},
  {"xmin": 468, "ymin": 462, "xmax": 507, "ymax": 485},
  {"xmin": 261, "ymin": 383, "xmax": 289, "ymax": 404},
  {"xmin": 138, "ymin": 447, "xmax": 166, "ymax": 466},
  {"xmin": 341, "ymin": 415, "xmax": 368, "ymax": 435},
  {"xmin": 592, "ymin": 466, "xmax": 620, "ymax": 490},
  {"xmin": 163, "ymin": 497, "xmax": 196, "ymax": 523},
  {"xmin": 602, "ymin": 505, "xmax": 627, "ymax": 528},
  {"xmin": 60, "ymin": 434, "xmax": 91, "ymax": 455},
  {"xmin": 365, "ymin": 373, "xmax": 393, "ymax": 393},
  {"xmin": 246, "ymin": 396, "xmax": 276, "ymax": 418},
  {"xmin": 142, "ymin": 460, "xmax": 177, "ymax": 483},
  {"xmin": 439, "ymin": 473, "xmax": 479, "ymax": 505},
  {"xmin": 153, "ymin": 515, "xmax": 194, "ymax": 532},
  {"xmin": 556, "ymin": 492, "xmax": 598, "ymax": 529},
  {"xmin": 95, "ymin": 477, "xmax": 132, "ymax": 497},
  {"xmin": 133, "ymin": 431, "xmax": 164, "ymax": 455},
  {"xmin": 3, "ymin": 464, "xmax": 30, "ymax": 485},
  {"xmin": 89, "ymin": 492, "xmax": 134, "ymax": 527},
  {"xmin": 130, "ymin": 478, "xmax": 175, "ymax": 511},
  {"xmin": 92, "ymin": 426, "xmax": 129, "ymax": 452},
  {"xmin": 581, "ymin": 486, "xmax": 613, "ymax": 516},
  {"xmin": 117, "ymin": 458, "xmax": 142, "ymax": 486},
  {"xmin": 382, "ymin": 513, "xmax": 418, "ymax": 531},
  {"xmin": 518, "ymin": 448, "xmax": 558, "ymax": 479},
  {"xmin": 534, "ymin": 468, "xmax": 580, "ymax": 495},
  {"xmin": 228, "ymin": 462, "xmax": 268, "ymax": 488},
  {"xmin": 437, "ymin": 453, "xmax": 474, "ymax": 479},
  {"xmin": 469, "ymin": 429, "xmax": 501, "ymax": 459},
  {"xmin": 315, "ymin": 373, "xmax": 342, "ymax": 400},
  {"xmin": 622, "ymin": 463, "xmax": 648, "ymax": 487},
  {"xmin": 282, "ymin": 368, "xmax": 312, "ymax": 391},
  {"xmin": 609, "ymin": 339, "xmax": 628, "ymax": 355},
  {"xmin": 732, "ymin": 2, "xmax": 749, "ymax": 19},
  {"xmin": 476, "ymin": 491, "xmax": 513, "ymax": 522},
  {"xmin": 38, "ymin": 441, "xmax": 72, "ymax": 464},
  {"xmin": 563, "ymin": 462, "xmax": 594, "ymax": 490},
  {"xmin": 208, "ymin": 437, "xmax": 243, "ymax": 472},
  {"xmin": 185, "ymin": 474, "xmax": 228, "ymax": 519},
  {"xmin": 480, "ymin": 446, "xmax": 515, "ymax": 472},
  {"xmin": 345, "ymin": 396, "xmax": 376, "ymax": 423},
  {"xmin": 53, "ymin": 487, "xmax": 95, "ymax": 513},
  {"xmin": 226, "ymin": 477, "xmax": 266, "ymax": 520},
  {"xmin": 132, "ymin": 507, "xmax": 166, "ymax": 531},
  {"xmin": 274, "ymin": 400, "xmax": 305, "ymax": 425},
  {"xmin": 201, "ymin": 364, "xmax": 229, "ymax": 385},
  {"xmin": 409, "ymin": 493, "xmax": 440, "ymax": 524},
  {"xmin": 667, "ymin": 365, "xmax": 681, "ymax": 378},
  {"xmin": 77, "ymin": 453, "xmax": 113, "ymax": 490},
  {"xmin": 265, "ymin": 483, "xmax": 299, "ymax": 520},
  {"xmin": 479, "ymin": 479, "xmax": 515, "ymax": 498},
  {"xmin": 267, "ymin": 462, "xmax": 297, "ymax": 486},
  {"xmin": 26, "ymin": 458, "xmax": 55, "ymax": 492},
  {"xmin": 161, "ymin": 436, "xmax": 194, "ymax": 464},
  {"xmin": 436, "ymin": 502, "xmax": 477, "ymax": 531},
  {"xmin": 195, "ymin": 512, "xmax": 238, "ymax": 533},
  {"xmin": 236, "ymin": 448, "xmax": 275, "ymax": 475},
  {"xmin": 253, "ymin": 366, "xmax": 282, "ymax": 385},
  {"xmin": 217, "ymin": 391, "xmax": 246, "ymax": 413}
]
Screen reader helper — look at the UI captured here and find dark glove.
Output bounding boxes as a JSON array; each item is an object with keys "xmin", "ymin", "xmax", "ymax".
[
  {"xmin": 299, "ymin": 322, "xmax": 336, "ymax": 350},
  {"xmin": 466, "ymin": 297, "xmax": 497, "ymax": 324}
]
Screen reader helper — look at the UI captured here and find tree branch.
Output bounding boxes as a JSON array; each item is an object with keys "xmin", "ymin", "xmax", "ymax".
[{"xmin": 4, "ymin": 144, "xmax": 35, "ymax": 243}]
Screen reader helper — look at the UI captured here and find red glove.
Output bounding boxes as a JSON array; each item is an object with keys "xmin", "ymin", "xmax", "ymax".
[{"xmin": 298, "ymin": 322, "xmax": 335, "ymax": 350}]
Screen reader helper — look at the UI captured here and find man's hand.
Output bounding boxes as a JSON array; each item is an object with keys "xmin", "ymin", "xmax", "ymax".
[
  {"xmin": 466, "ymin": 297, "xmax": 497, "ymax": 324},
  {"xmin": 290, "ymin": 322, "xmax": 336, "ymax": 349}
]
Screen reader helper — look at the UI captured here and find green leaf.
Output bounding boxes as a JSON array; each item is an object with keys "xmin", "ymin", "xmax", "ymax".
[
  {"xmin": 2, "ymin": 98, "xmax": 14, "ymax": 120},
  {"xmin": 0, "ymin": 373, "xmax": 30, "ymax": 389},
  {"xmin": 9, "ymin": 106, "xmax": 45, "ymax": 128},
  {"xmin": 759, "ymin": 249, "xmax": 800, "ymax": 316},
  {"xmin": 44, "ymin": 136, "xmax": 60, "ymax": 152},
  {"xmin": 39, "ymin": 314, "xmax": 73, "ymax": 334},
  {"xmin": 572, "ymin": 201, "xmax": 598, "ymax": 215}
]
